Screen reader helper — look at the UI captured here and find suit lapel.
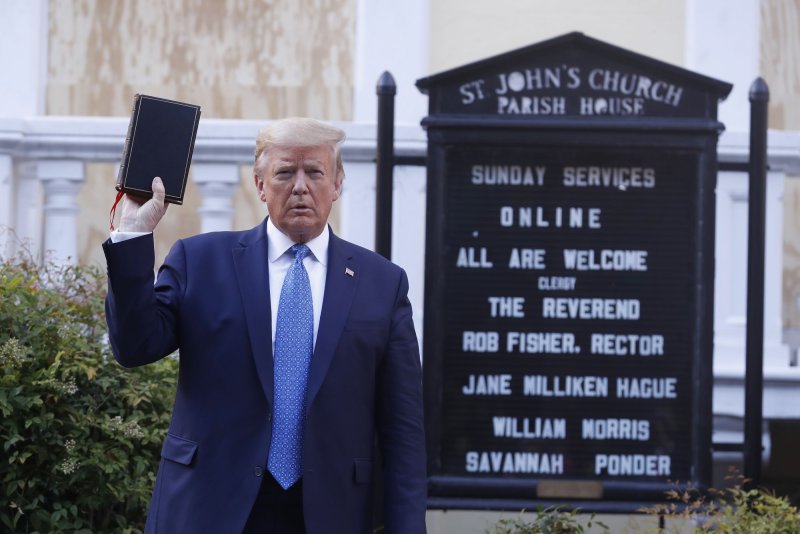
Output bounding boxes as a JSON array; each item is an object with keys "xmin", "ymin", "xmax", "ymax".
[
  {"xmin": 232, "ymin": 219, "xmax": 274, "ymax": 409},
  {"xmin": 306, "ymin": 232, "xmax": 357, "ymax": 411}
]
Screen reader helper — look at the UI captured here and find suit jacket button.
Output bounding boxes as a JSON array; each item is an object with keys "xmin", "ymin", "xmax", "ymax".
[
  {"xmin": 266, "ymin": 412, "xmax": 272, "ymax": 422},
  {"xmin": 255, "ymin": 466, "xmax": 263, "ymax": 477}
]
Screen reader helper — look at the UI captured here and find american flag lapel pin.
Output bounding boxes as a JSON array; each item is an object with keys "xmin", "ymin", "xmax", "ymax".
[{"xmin": 345, "ymin": 267, "xmax": 355, "ymax": 277}]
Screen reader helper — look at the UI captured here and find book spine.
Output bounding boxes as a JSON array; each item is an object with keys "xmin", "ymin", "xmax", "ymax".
[{"xmin": 116, "ymin": 94, "xmax": 142, "ymax": 190}]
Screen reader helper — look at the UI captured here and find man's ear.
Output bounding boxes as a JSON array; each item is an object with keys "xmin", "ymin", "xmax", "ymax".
[
  {"xmin": 254, "ymin": 174, "xmax": 268, "ymax": 202},
  {"xmin": 333, "ymin": 175, "xmax": 344, "ymax": 201}
]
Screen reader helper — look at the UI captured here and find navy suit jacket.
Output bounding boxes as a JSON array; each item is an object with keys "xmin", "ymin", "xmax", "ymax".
[{"xmin": 103, "ymin": 219, "xmax": 427, "ymax": 533}]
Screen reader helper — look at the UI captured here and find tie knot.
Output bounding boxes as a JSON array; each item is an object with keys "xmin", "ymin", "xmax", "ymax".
[{"xmin": 291, "ymin": 243, "xmax": 311, "ymax": 262}]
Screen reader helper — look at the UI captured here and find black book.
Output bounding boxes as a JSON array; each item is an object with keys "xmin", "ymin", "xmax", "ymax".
[{"xmin": 116, "ymin": 94, "xmax": 201, "ymax": 204}]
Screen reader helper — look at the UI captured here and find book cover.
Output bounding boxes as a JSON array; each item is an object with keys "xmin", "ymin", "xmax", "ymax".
[{"xmin": 116, "ymin": 94, "xmax": 202, "ymax": 205}]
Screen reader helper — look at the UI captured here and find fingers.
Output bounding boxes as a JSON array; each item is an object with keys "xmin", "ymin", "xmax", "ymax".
[
  {"xmin": 118, "ymin": 201, "xmax": 135, "ymax": 231},
  {"xmin": 124, "ymin": 192, "xmax": 146, "ymax": 207},
  {"xmin": 118, "ymin": 193, "xmax": 145, "ymax": 231}
]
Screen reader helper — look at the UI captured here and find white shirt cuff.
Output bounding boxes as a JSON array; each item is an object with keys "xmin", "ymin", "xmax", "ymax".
[{"xmin": 110, "ymin": 230, "xmax": 151, "ymax": 243}]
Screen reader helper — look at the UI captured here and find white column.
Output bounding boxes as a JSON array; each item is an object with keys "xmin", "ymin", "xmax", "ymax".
[
  {"xmin": 685, "ymin": 0, "xmax": 760, "ymax": 132},
  {"xmin": 350, "ymin": 0, "xmax": 432, "ymax": 350},
  {"xmin": 13, "ymin": 161, "xmax": 45, "ymax": 263},
  {"xmin": 0, "ymin": 155, "xmax": 13, "ymax": 260},
  {"xmin": 0, "ymin": 1, "xmax": 47, "ymax": 259},
  {"xmin": 38, "ymin": 160, "xmax": 84, "ymax": 265},
  {"xmin": 352, "ymin": 0, "xmax": 430, "ymax": 126},
  {"xmin": 348, "ymin": 0, "xmax": 431, "ymax": 258},
  {"xmin": 193, "ymin": 163, "xmax": 239, "ymax": 233},
  {"xmin": 0, "ymin": 0, "xmax": 47, "ymax": 115}
]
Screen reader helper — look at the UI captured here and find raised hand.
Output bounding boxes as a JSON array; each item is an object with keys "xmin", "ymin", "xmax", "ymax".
[{"xmin": 118, "ymin": 177, "xmax": 169, "ymax": 232}]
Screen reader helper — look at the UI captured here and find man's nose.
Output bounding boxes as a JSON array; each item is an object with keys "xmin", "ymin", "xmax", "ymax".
[{"xmin": 291, "ymin": 172, "xmax": 310, "ymax": 193}]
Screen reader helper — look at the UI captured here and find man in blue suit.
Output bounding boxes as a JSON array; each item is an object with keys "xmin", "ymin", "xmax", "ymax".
[{"xmin": 103, "ymin": 118, "xmax": 427, "ymax": 533}]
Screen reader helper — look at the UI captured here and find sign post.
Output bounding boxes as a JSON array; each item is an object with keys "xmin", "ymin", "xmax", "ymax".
[{"xmin": 417, "ymin": 32, "xmax": 732, "ymax": 511}]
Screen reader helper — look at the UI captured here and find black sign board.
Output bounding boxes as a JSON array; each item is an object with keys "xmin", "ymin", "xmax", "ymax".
[{"xmin": 417, "ymin": 33, "xmax": 731, "ymax": 510}]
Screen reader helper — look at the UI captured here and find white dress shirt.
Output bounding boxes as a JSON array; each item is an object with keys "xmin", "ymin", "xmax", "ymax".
[{"xmin": 109, "ymin": 230, "xmax": 149, "ymax": 243}]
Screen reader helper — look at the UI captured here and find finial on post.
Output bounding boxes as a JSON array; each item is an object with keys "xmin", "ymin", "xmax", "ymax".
[
  {"xmin": 748, "ymin": 77, "xmax": 769, "ymax": 102},
  {"xmin": 376, "ymin": 71, "xmax": 397, "ymax": 96}
]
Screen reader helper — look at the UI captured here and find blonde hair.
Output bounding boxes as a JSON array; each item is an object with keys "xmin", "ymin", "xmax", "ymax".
[{"xmin": 254, "ymin": 117, "xmax": 346, "ymax": 180}]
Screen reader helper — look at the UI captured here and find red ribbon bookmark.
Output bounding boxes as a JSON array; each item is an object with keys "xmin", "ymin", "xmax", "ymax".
[{"xmin": 109, "ymin": 190, "xmax": 124, "ymax": 231}]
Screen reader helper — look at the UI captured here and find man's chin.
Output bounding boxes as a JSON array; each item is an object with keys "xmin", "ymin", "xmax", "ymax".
[
  {"xmin": 284, "ymin": 220, "xmax": 323, "ymax": 241},
  {"xmin": 286, "ymin": 215, "xmax": 316, "ymax": 227}
]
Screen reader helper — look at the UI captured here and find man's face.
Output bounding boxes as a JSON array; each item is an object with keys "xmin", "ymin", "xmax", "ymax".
[{"xmin": 255, "ymin": 144, "xmax": 342, "ymax": 243}]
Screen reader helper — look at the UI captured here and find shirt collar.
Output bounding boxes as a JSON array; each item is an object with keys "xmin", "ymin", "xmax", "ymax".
[{"xmin": 266, "ymin": 218, "xmax": 329, "ymax": 267}]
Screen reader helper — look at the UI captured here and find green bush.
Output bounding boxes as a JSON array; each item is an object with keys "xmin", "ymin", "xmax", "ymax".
[
  {"xmin": 640, "ymin": 471, "xmax": 800, "ymax": 534},
  {"xmin": 706, "ymin": 486, "xmax": 800, "ymax": 533},
  {"xmin": 0, "ymin": 256, "xmax": 177, "ymax": 533},
  {"xmin": 486, "ymin": 472, "xmax": 800, "ymax": 534},
  {"xmin": 486, "ymin": 507, "xmax": 608, "ymax": 534}
]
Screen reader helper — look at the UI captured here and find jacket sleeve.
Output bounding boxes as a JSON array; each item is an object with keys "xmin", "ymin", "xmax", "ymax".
[
  {"xmin": 376, "ymin": 268, "xmax": 428, "ymax": 533},
  {"xmin": 103, "ymin": 234, "xmax": 186, "ymax": 368}
]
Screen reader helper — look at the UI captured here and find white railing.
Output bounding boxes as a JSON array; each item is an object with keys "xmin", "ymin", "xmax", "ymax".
[
  {"xmin": 714, "ymin": 130, "xmax": 800, "ymax": 420},
  {"xmin": 2, "ymin": 116, "xmax": 800, "ymax": 420},
  {"xmin": 0, "ymin": 116, "xmax": 426, "ymax": 262}
]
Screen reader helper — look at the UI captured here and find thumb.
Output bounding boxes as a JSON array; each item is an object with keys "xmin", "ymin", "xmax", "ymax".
[
  {"xmin": 152, "ymin": 176, "xmax": 166, "ymax": 204},
  {"xmin": 135, "ymin": 176, "xmax": 168, "ymax": 232}
]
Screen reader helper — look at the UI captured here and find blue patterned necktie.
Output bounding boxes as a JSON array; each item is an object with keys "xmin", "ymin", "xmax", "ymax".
[{"xmin": 268, "ymin": 243, "xmax": 313, "ymax": 489}]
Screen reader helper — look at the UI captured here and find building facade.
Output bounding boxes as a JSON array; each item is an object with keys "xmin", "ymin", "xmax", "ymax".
[{"xmin": 1, "ymin": 0, "xmax": 799, "ymax": 530}]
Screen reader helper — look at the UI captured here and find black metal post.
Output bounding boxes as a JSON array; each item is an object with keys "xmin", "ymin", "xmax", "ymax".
[
  {"xmin": 743, "ymin": 77, "xmax": 769, "ymax": 488},
  {"xmin": 375, "ymin": 71, "xmax": 397, "ymax": 260}
]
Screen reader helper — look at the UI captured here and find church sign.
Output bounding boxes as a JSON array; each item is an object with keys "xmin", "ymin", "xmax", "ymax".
[{"xmin": 417, "ymin": 33, "xmax": 731, "ymax": 509}]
